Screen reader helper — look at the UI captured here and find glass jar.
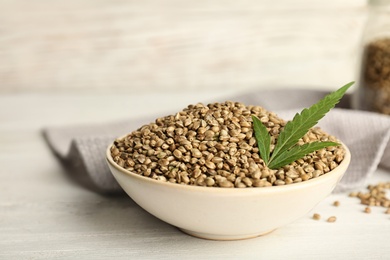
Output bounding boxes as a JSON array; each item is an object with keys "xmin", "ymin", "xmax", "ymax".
[{"xmin": 353, "ymin": 0, "xmax": 390, "ymax": 115}]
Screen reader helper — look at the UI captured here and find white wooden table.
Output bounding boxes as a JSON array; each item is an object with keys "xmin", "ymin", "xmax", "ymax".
[{"xmin": 1, "ymin": 92, "xmax": 389, "ymax": 259}]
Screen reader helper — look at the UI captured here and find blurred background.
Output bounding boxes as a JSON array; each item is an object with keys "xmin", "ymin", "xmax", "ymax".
[{"xmin": 0, "ymin": 0, "xmax": 367, "ymax": 95}]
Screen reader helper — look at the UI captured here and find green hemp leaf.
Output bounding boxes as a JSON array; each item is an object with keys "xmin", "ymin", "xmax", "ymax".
[
  {"xmin": 252, "ymin": 115, "xmax": 271, "ymax": 165},
  {"xmin": 252, "ymin": 82, "xmax": 353, "ymax": 170}
]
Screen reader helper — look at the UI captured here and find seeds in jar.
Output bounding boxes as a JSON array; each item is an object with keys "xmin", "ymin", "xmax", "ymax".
[
  {"xmin": 111, "ymin": 101, "xmax": 345, "ymax": 188},
  {"xmin": 357, "ymin": 38, "xmax": 390, "ymax": 114}
]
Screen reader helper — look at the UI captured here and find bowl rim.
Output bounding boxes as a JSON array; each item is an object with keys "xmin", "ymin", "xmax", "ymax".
[{"xmin": 106, "ymin": 138, "xmax": 351, "ymax": 194}]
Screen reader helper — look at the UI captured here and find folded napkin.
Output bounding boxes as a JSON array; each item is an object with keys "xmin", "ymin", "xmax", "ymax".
[{"xmin": 43, "ymin": 89, "xmax": 390, "ymax": 194}]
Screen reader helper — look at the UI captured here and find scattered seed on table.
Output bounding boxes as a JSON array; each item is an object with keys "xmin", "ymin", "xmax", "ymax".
[
  {"xmin": 364, "ymin": 207, "xmax": 371, "ymax": 214},
  {"xmin": 385, "ymin": 208, "xmax": 390, "ymax": 214},
  {"xmin": 349, "ymin": 192, "xmax": 358, "ymax": 197},
  {"xmin": 333, "ymin": 201, "xmax": 340, "ymax": 207},
  {"xmin": 312, "ymin": 213, "xmax": 321, "ymax": 220},
  {"xmin": 327, "ymin": 216, "xmax": 337, "ymax": 223},
  {"xmin": 349, "ymin": 182, "xmax": 390, "ymax": 210}
]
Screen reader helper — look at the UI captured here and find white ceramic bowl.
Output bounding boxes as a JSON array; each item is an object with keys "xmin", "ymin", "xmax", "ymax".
[{"xmin": 106, "ymin": 144, "xmax": 350, "ymax": 240}]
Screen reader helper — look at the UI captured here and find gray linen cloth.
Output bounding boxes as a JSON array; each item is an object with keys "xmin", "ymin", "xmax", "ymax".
[{"xmin": 43, "ymin": 89, "xmax": 390, "ymax": 193}]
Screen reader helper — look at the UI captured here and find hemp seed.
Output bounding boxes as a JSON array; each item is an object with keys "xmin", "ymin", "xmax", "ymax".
[
  {"xmin": 111, "ymin": 101, "xmax": 345, "ymax": 188},
  {"xmin": 349, "ymin": 182, "xmax": 390, "ymax": 209},
  {"xmin": 312, "ymin": 213, "xmax": 321, "ymax": 220}
]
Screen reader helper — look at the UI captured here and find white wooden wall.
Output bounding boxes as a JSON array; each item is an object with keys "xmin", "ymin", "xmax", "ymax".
[{"xmin": 0, "ymin": 0, "xmax": 367, "ymax": 93}]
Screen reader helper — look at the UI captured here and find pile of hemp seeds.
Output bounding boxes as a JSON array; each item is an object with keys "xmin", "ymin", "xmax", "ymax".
[
  {"xmin": 312, "ymin": 182, "xmax": 390, "ymax": 223},
  {"xmin": 111, "ymin": 101, "xmax": 346, "ymax": 188}
]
